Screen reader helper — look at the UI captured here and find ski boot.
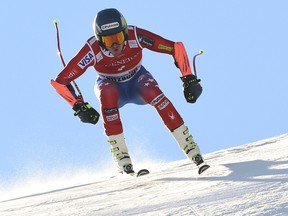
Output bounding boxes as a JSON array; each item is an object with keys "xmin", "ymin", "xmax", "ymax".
[
  {"xmin": 107, "ymin": 133, "xmax": 135, "ymax": 175},
  {"xmin": 192, "ymin": 154, "xmax": 210, "ymax": 175},
  {"xmin": 171, "ymin": 123, "xmax": 210, "ymax": 174}
]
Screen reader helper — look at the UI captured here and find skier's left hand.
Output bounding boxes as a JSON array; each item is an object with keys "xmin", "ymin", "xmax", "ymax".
[
  {"xmin": 181, "ymin": 75, "xmax": 202, "ymax": 103},
  {"xmin": 73, "ymin": 102, "xmax": 100, "ymax": 124}
]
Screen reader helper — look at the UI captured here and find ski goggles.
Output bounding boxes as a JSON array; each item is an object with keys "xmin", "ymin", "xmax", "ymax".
[{"xmin": 101, "ymin": 31, "xmax": 125, "ymax": 47}]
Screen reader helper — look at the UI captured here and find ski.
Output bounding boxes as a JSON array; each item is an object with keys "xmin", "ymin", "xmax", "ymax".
[
  {"xmin": 136, "ymin": 169, "xmax": 150, "ymax": 177},
  {"xmin": 198, "ymin": 164, "xmax": 210, "ymax": 175}
]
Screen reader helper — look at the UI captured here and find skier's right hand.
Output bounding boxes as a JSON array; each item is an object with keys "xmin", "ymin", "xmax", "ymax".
[{"xmin": 72, "ymin": 102, "xmax": 100, "ymax": 124}]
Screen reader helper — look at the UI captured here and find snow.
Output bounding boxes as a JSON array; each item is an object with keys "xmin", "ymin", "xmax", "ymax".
[{"xmin": 1, "ymin": 134, "xmax": 288, "ymax": 216}]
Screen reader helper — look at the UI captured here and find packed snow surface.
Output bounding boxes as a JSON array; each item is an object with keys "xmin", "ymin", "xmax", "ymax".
[{"xmin": 1, "ymin": 134, "xmax": 288, "ymax": 215}]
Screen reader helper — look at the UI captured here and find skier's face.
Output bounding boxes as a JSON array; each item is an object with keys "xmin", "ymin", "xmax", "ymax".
[
  {"xmin": 101, "ymin": 31, "xmax": 125, "ymax": 57},
  {"xmin": 101, "ymin": 31, "xmax": 125, "ymax": 47},
  {"xmin": 106, "ymin": 42, "xmax": 125, "ymax": 57}
]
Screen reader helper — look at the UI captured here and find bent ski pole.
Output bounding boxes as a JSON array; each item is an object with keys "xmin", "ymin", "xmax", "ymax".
[
  {"xmin": 192, "ymin": 49, "xmax": 204, "ymax": 78},
  {"xmin": 53, "ymin": 20, "xmax": 83, "ymax": 100}
]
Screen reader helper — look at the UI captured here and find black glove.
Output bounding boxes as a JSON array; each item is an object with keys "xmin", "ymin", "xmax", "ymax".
[
  {"xmin": 181, "ymin": 75, "xmax": 203, "ymax": 103},
  {"xmin": 73, "ymin": 102, "xmax": 100, "ymax": 124}
]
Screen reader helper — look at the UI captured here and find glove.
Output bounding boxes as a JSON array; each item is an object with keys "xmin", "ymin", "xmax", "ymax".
[
  {"xmin": 181, "ymin": 75, "xmax": 203, "ymax": 103},
  {"xmin": 72, "ymin": 102, "xmax": 100, "ymax": 124}
]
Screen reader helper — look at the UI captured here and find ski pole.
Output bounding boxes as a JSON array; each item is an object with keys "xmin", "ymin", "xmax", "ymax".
[
  {"xmin": 192, "ymin": 49, "xmax": 204, "ymax": 78},
  {"xmin": 53, "ymin": 20, "xmax": 83, "ymax": 100}
]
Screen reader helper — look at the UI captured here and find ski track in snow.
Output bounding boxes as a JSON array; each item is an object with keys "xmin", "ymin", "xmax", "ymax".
[{"xmin": 0, "ymin": 134, "xmax": 288, "ymax": 216}]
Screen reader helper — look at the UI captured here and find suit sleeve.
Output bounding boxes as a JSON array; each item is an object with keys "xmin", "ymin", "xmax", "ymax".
[
  {"xmin": 51, "ymin": 42, "xmax": 95, "ymax": 106},
  {"xmin": 55, "ymin": 43, "xmax": 96, "ymax": 85},
  {"xmin": 135, "ymin": 27, "xmax": 175, "ymax": 54},
  {"xmin": 135, "ymin": 27, "xmax": 192, "ymax": 76}
]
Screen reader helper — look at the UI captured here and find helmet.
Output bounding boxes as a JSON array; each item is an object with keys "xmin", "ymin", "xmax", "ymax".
[{"xmin": 93, "ymin": 8, "xmax": 128, "ymax": 47}]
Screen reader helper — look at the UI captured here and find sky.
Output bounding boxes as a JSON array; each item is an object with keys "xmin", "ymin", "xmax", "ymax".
[
  {"xmin": 1, "ymin": 134, "xmax": 287, "ymax": 215},
  {"xmin": 1, "ymin": 1, "xmax": 288, "ymax": 184}
]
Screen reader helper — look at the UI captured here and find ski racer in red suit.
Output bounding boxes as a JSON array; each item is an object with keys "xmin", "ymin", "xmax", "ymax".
[{"xmin": 51, "ymin": 8, "xmax": 210, "ymax": 175}]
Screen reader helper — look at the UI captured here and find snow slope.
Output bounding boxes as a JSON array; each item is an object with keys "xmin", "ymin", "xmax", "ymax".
[{"xmin": 1, "ymin": 134, "xmax": 288, "ymax": 216}]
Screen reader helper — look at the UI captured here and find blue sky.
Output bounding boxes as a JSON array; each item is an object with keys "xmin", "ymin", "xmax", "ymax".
[{"xmin": 1, "ymin": 1, "xmax": 287, "ymax": 184}]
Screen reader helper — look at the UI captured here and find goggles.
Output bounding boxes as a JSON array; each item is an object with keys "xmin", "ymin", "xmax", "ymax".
[{"xmin": 101, "ymin": 31, "xmax": 125, "ymax": 47}]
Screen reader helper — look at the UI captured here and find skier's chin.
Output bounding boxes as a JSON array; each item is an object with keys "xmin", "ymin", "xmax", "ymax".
[{"xmin": 111, "ymin": 49, "xmax": 122, "ymax": 57}]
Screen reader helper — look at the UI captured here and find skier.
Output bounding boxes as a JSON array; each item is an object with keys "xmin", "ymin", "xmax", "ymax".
[{"xmin": 51, "ymin": 8, "xmax": 209, "ymax": 175}]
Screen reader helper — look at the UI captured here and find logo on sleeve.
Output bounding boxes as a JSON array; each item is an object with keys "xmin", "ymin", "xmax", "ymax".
[
  {"xmin": 138, "ymin": 34, "xmax": 155, "ymax": 47},
  {"xmin": 158, "ymin": 44, "xmax": 173, "ymax": 52},
  {"xmin": 78, "ymin": 51, "xmax": 94, "ymax": 69}
]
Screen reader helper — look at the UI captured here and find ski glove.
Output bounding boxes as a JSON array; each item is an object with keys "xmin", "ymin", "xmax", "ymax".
[
  {"xmin": 73, "ymin": 102, "xmax": 100, "ymax": 124},
  {"xmin": 181, "ymin": 75, "xmax": 202, "ymax": 103}
]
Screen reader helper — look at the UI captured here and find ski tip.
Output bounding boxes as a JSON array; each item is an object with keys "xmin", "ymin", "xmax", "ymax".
[
  {"xmin": 136, "ymin": 169, "xmax": 150, "ymax": 177},
  {"xmin": 198, "ymin": 164, "xmax": 210, "ymax": 175}
]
